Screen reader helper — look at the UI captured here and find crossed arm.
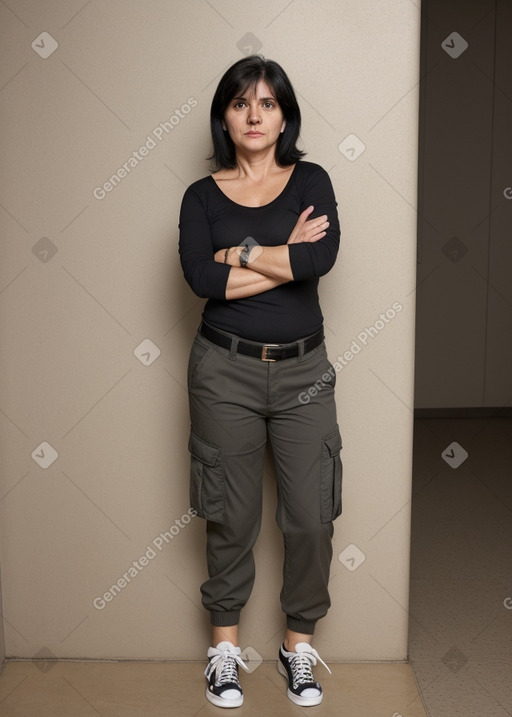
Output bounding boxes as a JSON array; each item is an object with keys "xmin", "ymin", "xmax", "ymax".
[{"xmin": 213, "ymin": 206, "xmax": 329, "ymax": 300}]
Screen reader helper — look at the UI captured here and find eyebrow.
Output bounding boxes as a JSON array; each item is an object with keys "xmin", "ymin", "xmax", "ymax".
[{"xmin": 232, "ymin": 95, "xmax": 276, "ymax": 102}]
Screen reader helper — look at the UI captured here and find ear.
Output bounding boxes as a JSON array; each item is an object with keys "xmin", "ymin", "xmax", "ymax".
[
  {"xmin": 222, "ymin": 119, "xmax": 227, "ymax": 131},
  {"xmin": 280, "ymin": 120, "xmax": 286, "ymax": 134}
]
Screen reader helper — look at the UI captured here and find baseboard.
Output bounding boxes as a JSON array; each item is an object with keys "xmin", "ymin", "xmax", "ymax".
[{"xmin": 414, "ymin": 407, "xmax": 512, "ymax": 418}]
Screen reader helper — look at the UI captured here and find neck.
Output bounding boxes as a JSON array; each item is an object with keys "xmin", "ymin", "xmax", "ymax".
[{"xmin": 233, "ymin": 148, "xmax": 280, "ymax": 181}]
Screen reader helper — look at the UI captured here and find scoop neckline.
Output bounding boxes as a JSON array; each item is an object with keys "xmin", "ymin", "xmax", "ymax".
[{"xmin": 208, "ymin": 163, "xmax": 298, "ymax": 209}]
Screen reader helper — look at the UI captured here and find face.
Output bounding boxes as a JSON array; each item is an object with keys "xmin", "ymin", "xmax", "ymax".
[{"xmin": 222, "ymin": 79, "xmax": 286, "ymax": 156}]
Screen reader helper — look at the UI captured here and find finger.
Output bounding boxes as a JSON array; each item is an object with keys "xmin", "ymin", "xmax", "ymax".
[
  {"xmin": 287, "ymin": 206, "xmax": 314, "ymax": 244},
  {"xmin": 289, "ymin": 223, "xmax": 328, "ymax": 245},
  {"xmin": 303, "ymin": 220, "xmax": 329, "ymax": 241},
  {"xmin": 304, "ymin": 214, "xmax": 328, "ymax": 229},
  {"xmin": 294, "ymin": 206, "xmax": 315, "ymax": 232},
  {"xmin": 305, "ymin": 231, "xmax": 327, "ymax": 243},
  {"xmin": 296, "ymin": 206, "xmax": 315, "ymax": 229}
]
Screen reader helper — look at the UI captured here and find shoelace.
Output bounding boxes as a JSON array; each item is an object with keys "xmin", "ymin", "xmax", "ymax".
[
  {"xmin": 204, "ymin": 646, "xmax": 250, "ymax": 685},
  {"xmin": 288, "ymin": 647, "xmax": 332, "ymax": 687}
]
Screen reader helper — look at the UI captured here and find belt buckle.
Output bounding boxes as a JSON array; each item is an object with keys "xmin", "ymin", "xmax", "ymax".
[{"xmin": 261, "ymin": 344, "xmax": 279, "ymax": 362}]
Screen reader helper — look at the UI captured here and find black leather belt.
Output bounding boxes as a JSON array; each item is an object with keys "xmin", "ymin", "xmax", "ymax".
[{"xmin": 199, "ymin": 322, "xmax": 324, "ymax": 362}]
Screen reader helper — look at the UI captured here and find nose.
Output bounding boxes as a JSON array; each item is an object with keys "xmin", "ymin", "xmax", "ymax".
[{"xmin": 248, "ymin": 104, "xmax": 261, "ymax": 124}]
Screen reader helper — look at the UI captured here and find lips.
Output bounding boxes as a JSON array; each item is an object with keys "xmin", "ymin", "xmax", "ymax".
[{"xmin": 245, "ymin": 132, "xmax": 263, "ymax": 136}]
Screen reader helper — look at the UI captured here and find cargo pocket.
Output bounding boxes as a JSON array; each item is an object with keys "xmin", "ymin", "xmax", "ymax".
[
  {"xmin": 188, "ymin": 430, "xmax": 225, "ymax": 523},
  {"xmin": 320, "ymin": 426, "xmax": 343, "ymax": 523}
]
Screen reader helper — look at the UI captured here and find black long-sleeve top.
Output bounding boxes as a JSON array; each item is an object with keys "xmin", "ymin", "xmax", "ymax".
[{"xmin": 178, "ymin": 160, "xmax": 340, "ymax": 343}]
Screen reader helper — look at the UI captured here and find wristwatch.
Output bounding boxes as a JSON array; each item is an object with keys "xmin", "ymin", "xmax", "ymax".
[{"xmin": 239, "ymin": 243, "xmax": 252, "ymax": 268}]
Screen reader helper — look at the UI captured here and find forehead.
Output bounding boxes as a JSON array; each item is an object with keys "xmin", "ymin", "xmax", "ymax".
[{"xmin": 235, "ymin": 78, "xmax": 276, "ymax": 99}]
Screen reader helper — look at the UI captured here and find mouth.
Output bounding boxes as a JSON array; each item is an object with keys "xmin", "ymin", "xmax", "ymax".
[{"xmin": 245, "ymin": 131, "xmax": 264, "ymax": 137}]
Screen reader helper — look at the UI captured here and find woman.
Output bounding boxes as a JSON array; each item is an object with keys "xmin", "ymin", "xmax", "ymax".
[{"xmin": 179, "ymin": 55, "xmax": 342, "ymax": 709}]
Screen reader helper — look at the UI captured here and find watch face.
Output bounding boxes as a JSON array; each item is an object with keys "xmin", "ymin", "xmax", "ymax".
[{"xmin": 240, "ymin": 244, "xmax": 251, "ymax": 267}]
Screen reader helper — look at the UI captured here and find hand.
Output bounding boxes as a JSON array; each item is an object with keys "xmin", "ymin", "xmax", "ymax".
[{"xmin": 287, "ymin": 205, "xmax": 329, "ymax": 244}]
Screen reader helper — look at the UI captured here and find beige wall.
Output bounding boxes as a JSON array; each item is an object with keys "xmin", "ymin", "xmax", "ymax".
[
  {"xmin": 0, "ymin": 1, "xmax": 420, "ymax": 661},
  {"xmin": 0, "ymin": 567, "xmax": 4, "ymax": 671}
]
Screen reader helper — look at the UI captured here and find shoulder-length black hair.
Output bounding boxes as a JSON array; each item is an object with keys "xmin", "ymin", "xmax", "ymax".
[{"xmin": 208, "ymin": 55, "xmax": 306, "ymax": 170}]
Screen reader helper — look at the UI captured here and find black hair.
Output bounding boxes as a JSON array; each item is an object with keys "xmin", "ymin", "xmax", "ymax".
[{"xmin": 208, "ymin": 55, "xmax": 306, "ymax": 170}]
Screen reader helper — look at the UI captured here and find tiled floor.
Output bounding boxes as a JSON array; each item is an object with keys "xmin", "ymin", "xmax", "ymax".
[
  {"xmin": 1, "ymin": 417, "xmax": 510, "ymax": 716},
  {"xmin": 409, "ymin": 417, "xmax": 512, "ymax": 716},
  {"xmin": 0, "ymin": 659, "xmax": 427, "ymax": 716}
]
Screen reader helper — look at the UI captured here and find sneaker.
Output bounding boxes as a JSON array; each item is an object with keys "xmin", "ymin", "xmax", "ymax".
[
  {"xmin": 204, "ymin": 641, "xmax": 249, "ymax": 708},
  {"xmin": 277, "ymin": 642, "xmax": 332, "ymax": 707}
]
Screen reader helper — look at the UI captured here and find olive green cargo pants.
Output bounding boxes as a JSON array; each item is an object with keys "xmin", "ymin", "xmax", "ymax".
[{"xmin": 187, "ymin": 327, "xmax": 342, "ymax": 635}]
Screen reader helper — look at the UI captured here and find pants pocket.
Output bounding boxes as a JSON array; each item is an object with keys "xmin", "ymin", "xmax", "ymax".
[
  {"xmin": 187, "ymin": 335, "xmax": 214, "ymax": 389},
  {"xmin": 314, "ymin": 344, "xmax": 337, "ymax": 389},
  {"xmin": 188, "ymin": 430, "xmax": 225, "ymax": 523},
  {"xmin": 320, "ymin": 426, "xmax": 343, "ymax": 523}
]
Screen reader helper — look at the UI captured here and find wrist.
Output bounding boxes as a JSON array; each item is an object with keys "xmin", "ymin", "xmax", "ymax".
[
  {"xmin": 223, "ymin": 247, "xmax": 240, "ymax": 266},
  {"xmin": 239, "ymin": 243, "xmax": 252, "ymax": 268}
]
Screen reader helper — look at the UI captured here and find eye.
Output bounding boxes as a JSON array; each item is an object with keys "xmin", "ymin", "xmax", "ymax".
[
  {"xmin": 262, "ymin": 101, "xmax": 275, "ymax": 109},
  {"xmin": 233, "ymin": 101, "xmax": 247, "ymax": 109}
]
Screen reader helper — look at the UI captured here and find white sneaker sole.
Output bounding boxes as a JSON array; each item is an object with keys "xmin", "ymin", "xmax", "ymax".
[
  {"xmin": 277, "ymin": 660, "xmax": 323, "ymax": 706},
  {"xmin": 205, "ymin": 687, "xmax": 243, "ymax": 708}
]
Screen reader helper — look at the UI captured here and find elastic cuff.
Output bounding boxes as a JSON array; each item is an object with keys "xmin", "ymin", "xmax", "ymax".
[
  {"xmin": 210, "ymin": 610, "xmax": 241, "ymax": 627},
  {"xmin": 286, "ymin": 616, "xmax": 317, "ymax": 635}
]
